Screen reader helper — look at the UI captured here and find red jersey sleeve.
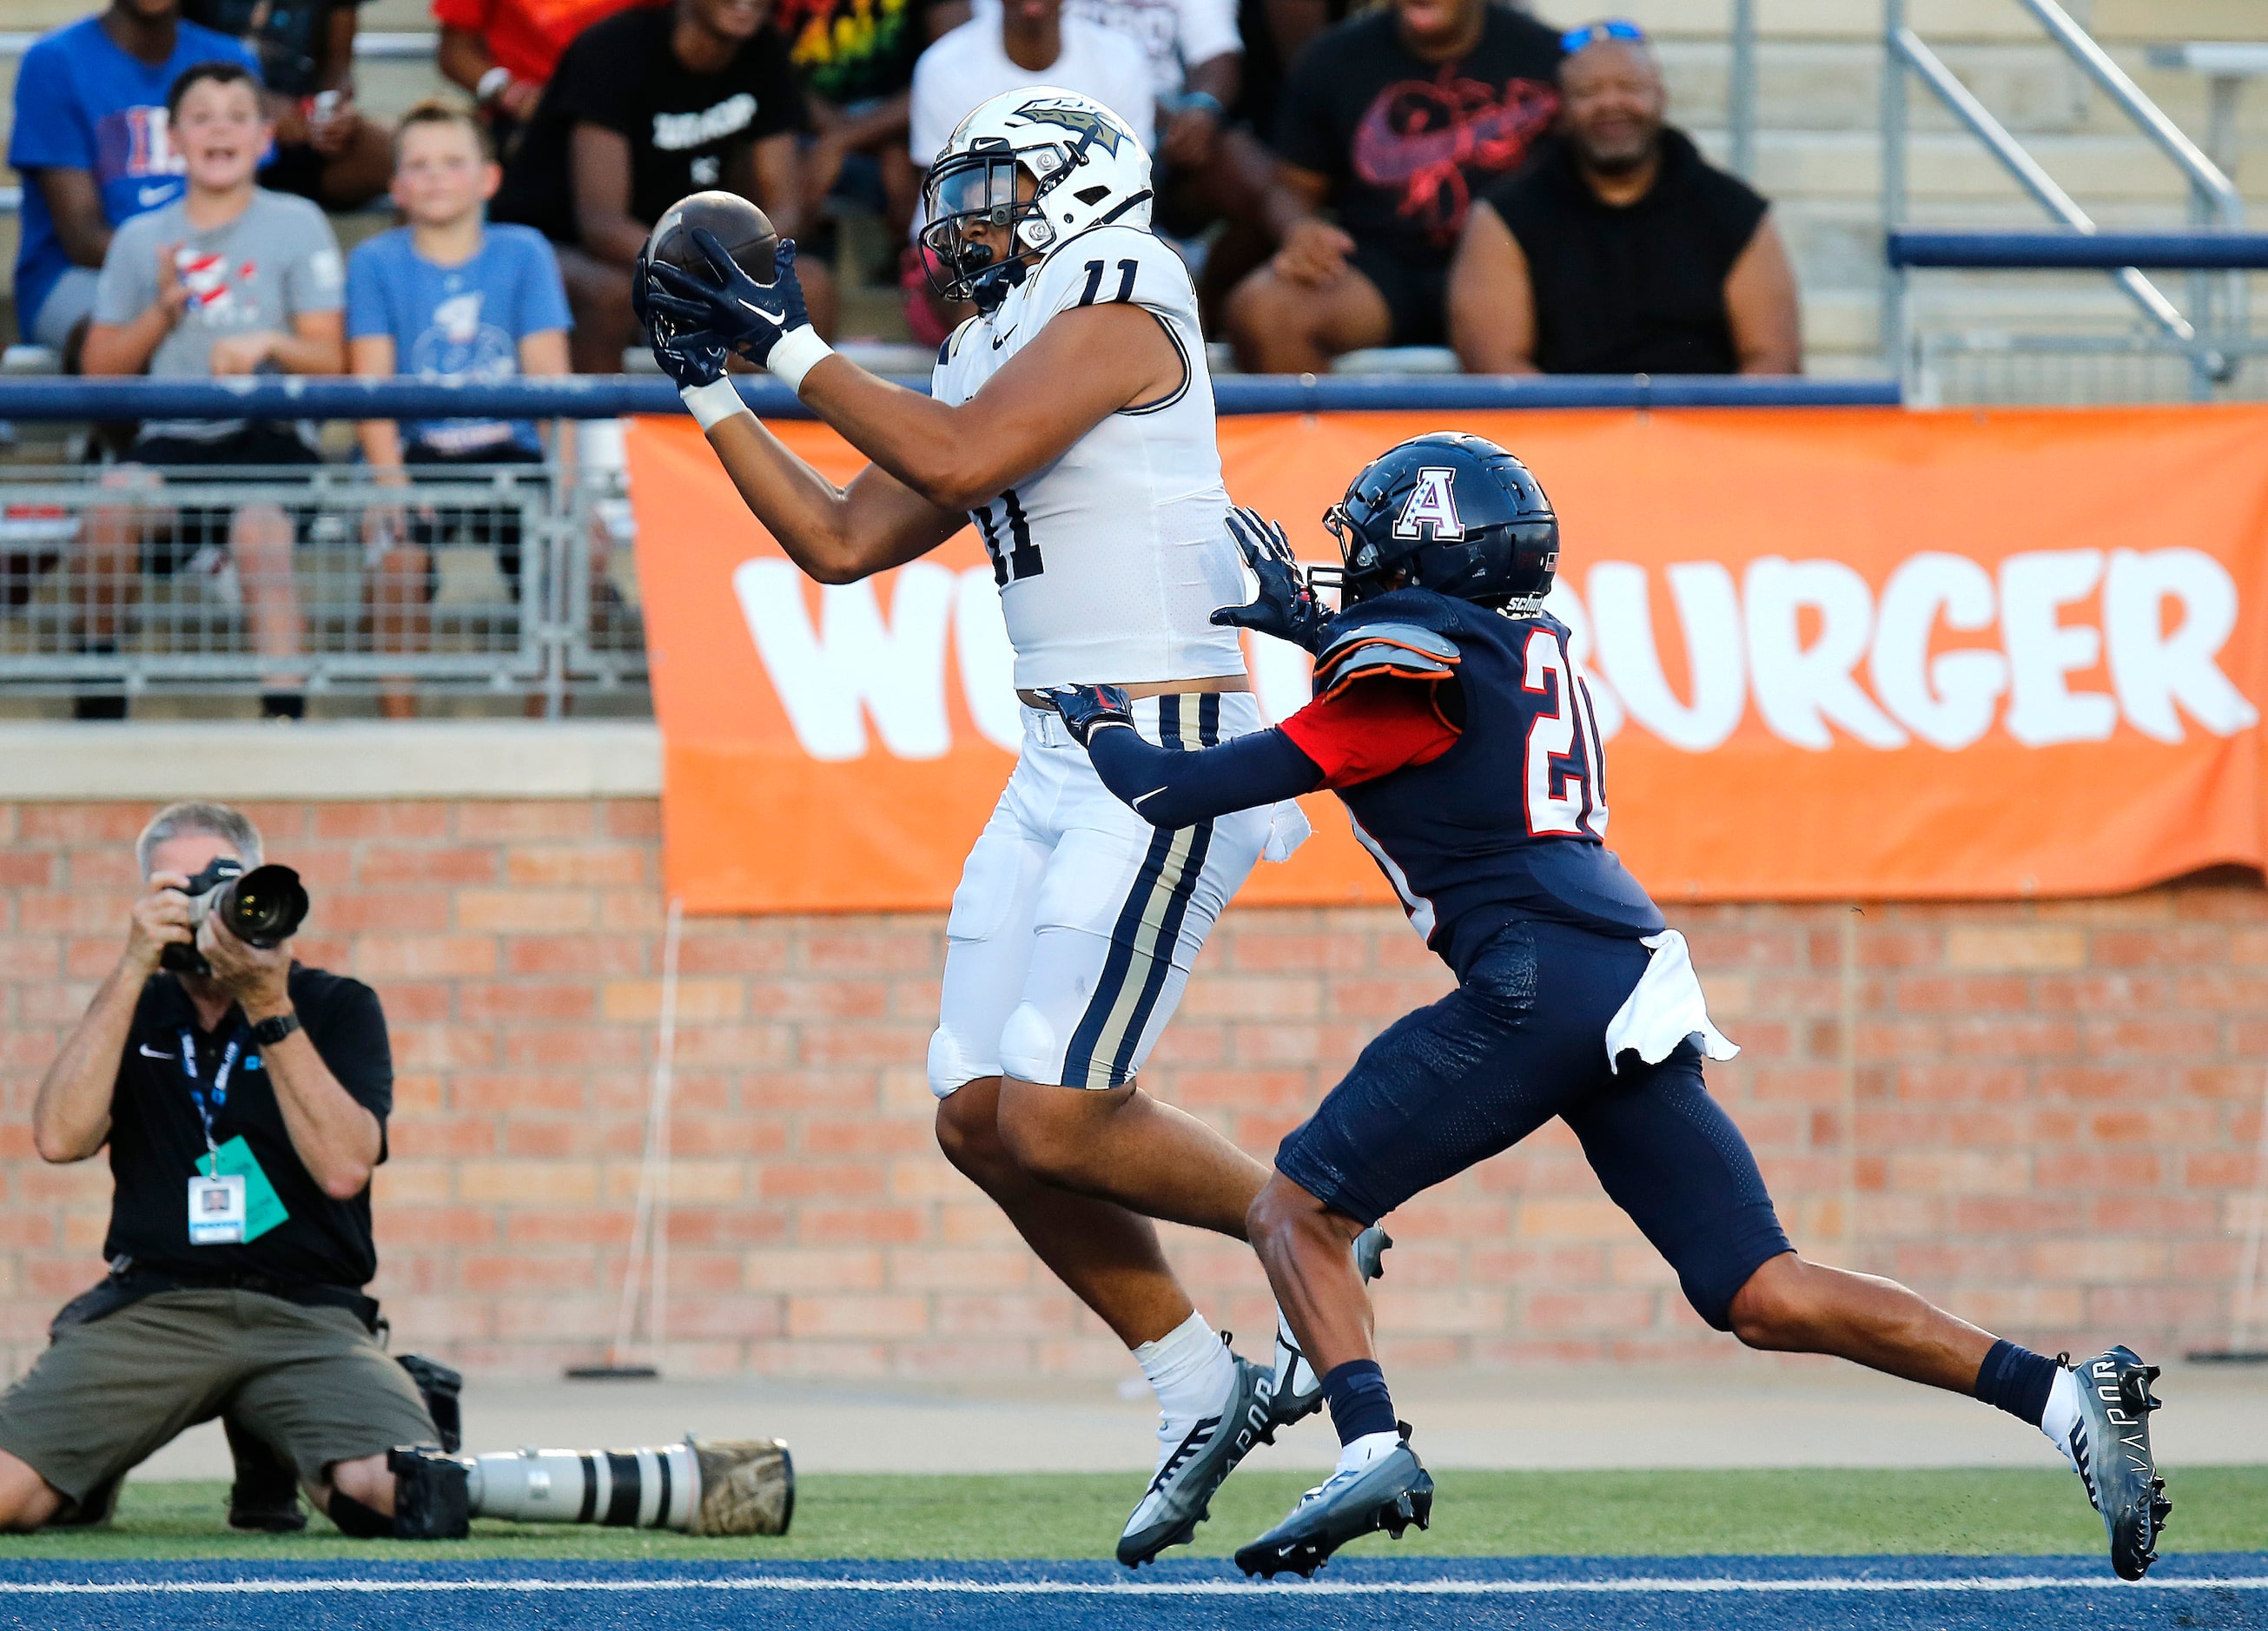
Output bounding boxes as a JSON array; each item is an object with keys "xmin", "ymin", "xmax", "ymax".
[{"xmin": 1278, "ymin": 677, "xmax": 1461, "ymax": 789}]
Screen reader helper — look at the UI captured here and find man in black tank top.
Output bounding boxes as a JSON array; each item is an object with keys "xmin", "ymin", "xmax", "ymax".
[{"xmin": 1446, "ymin": 23, "xmax": 1802, "ymax": 375}]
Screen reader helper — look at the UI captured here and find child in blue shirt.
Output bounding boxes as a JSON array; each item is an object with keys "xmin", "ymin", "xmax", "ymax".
[{"xmin": 346, "ymin": 97, "xmax": 572, "ymax": 717}]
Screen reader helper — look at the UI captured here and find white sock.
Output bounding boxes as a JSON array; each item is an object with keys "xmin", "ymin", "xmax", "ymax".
[
  {"xmin": 1334, "ymin": 1430, "xmax": 1402, "ymax": 1477},
  {"xmin": 1135, "ymin": 1311, "xmax": 1233, "ymax": 1423},
  {"xmin": 2040, "ymin": 1366, "xmax": 2082, "ymax": 1463}
]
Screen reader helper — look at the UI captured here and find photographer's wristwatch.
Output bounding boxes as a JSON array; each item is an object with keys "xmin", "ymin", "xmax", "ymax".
[{"xmin": 249, "ymin": 1011, "xmax": 301, "ymax": 1047}]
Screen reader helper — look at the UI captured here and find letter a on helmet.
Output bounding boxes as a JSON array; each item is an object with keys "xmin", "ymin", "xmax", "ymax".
[{"xmin": 1394, "ymin": 468, "xmax": 1466, "ymax": 540}]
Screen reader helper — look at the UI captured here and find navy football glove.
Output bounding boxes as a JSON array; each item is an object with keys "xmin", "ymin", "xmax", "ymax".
[
  {"xmin": 1043, "ymin": 684, "xmax": 1135, "ymax": 749},
  {"xmin": 645, "ymin": 230, "xmax": 812, "ymax": 373},
  {"xmin": 634, "ymin": 248, "xmax": 730, "ymax": 390},
  {"xmin": 1211, "ymin": 505, "xmax": 1332, "ymax": 653}
]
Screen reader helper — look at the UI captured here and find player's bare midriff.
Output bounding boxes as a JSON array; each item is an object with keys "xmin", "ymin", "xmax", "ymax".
[{"xmin": 1017, "ymin": 673, "xmax": 1253, "ymax": 710}]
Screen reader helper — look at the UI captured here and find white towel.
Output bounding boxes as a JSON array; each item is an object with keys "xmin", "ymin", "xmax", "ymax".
[
  {"xmin": 1604, "ymin": 928, "xmax": 1740, "ymax": 1073},
  {"xmin": 1261, "ymin": 799, "xmax": 1313, "ymax": 864}
]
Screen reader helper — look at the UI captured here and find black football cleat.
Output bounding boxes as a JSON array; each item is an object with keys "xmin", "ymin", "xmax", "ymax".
[
  {"xmin": 1117, "ymin": 1351, "xmax": 1276, "ymax": 1568},
  {"xmin": 1233, "ymin": 1428, "xmax": 1433, "ymax": 1580},
  {"xmin": 2064, "ymin": 1346, "xmax": 2171, "ymax": 1581},
  {"xmin": 1266, "ymin": 1226, "xmax": 1394, "ymax": 1440}
]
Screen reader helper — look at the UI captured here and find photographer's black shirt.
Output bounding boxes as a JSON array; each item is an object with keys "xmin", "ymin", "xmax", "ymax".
[{"xmin": 105, "ymin": 965, "xmax": 392, "ymax": 1289}]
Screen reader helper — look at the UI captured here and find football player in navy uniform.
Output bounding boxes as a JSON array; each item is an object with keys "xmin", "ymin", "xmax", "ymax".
[{"xmin": 1048, "ymin": 433, "xmax": 2172, "ymax": 1581}]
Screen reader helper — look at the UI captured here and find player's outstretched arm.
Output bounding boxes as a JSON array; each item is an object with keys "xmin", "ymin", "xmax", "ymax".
[
  {"xmin": 1047, "ymin": 686, "xmax": 1325, "ymax": 828},
  {"xmin": 700, "ymin": 411, "xmax": 966, "ymax": 585},
  {"xmin": 646, "ymin": 229, "xmax": 1180, "ymax": 512},
  {"xmin": 639, "ymin": 243, "xmax": 964, "ymax": 584},
  {"xmin": 797, "ymin": 301, "xmax": 1182, "ymax": 512}
]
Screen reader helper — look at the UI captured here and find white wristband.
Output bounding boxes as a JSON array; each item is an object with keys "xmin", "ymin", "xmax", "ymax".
[
  {"xmin": 476, "ymin": 65, "xmax": 512, "ymax": 102},
  {"xmin": 766, "ymin": 325, "xmax": 834, "ymax": 395},
  {"xmin": 679, "ymin": 377, "xmax": 751, "ymax": 432}
]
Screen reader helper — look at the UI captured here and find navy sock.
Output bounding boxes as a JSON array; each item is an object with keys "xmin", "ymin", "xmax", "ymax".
[
  {"xmin": 1319, "ymin": 1358, "xmax": 1397, "ymax": 1446},
  {"xmin": 1974, "ymin": 1338, "xmax": 2059, "ymax": 1427}
]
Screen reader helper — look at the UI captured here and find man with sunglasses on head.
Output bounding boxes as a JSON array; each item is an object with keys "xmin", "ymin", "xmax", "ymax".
[
  {"xmin": 1450, "ymin": 19, "xmax": 1802, "ymax": 375},
  {"xmin": 633, "ymin": 88, "xmax": 1387, "ymax": 1567}
]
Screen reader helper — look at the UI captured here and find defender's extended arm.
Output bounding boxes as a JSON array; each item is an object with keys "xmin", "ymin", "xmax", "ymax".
[{"xmin": 1083, "ymin": 714, "xmax": 1326, "ymax": 829}]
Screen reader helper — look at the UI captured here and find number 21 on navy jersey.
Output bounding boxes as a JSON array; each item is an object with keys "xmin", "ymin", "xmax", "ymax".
[{"xmin": 1518, "ymin": 625, "xmax": 1610, "ymax": 842}]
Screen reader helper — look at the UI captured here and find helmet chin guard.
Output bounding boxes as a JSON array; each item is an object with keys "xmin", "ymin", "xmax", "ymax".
[{"xmin": 919, "ymin": 88, "xmax": 1152, "ymax": 306}]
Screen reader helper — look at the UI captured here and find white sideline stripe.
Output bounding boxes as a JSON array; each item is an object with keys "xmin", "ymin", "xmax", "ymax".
[{"xmin": 0, "ymin": 1575, "xmax": 2262, "ymax": 1598}]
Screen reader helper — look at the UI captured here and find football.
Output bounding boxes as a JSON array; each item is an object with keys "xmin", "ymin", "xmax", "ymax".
[{"xmin": 645, "ymin": 191, "xmax": 778, "ymax": 285}]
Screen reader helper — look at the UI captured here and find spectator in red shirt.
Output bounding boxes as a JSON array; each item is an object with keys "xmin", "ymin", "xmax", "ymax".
[{"xmin": 433, "ymin": 0, "xmax": 660, "ymax": 153}]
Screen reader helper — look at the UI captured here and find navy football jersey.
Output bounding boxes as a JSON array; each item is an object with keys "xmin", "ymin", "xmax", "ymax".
[{"xmin": 1321, "ymin": 588, "xmax": 1664, "ymax": 976}]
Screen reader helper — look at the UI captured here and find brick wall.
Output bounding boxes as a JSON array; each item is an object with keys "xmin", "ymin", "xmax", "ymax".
[{"xmin": 0, "ymin": 798, "xmax": 2259, "ymax": 1378}]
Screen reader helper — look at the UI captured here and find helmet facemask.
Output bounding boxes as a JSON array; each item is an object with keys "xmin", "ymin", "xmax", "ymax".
[{"xmin": 920, "ymin": 137, "xmax": 1081, "ymax": 310}]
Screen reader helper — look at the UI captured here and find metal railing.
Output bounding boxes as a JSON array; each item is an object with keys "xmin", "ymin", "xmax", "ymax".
[
  {"xmin": 0, "ymin": 459, "xmax": 640, "ymax": 716},
  {"xmin": 0, "ymin": 373, "xmax": 1896, "ymax": 715},
  {"xmin": 1881, "ymin": 0, "xmax": 2249, "ymax": 399}
]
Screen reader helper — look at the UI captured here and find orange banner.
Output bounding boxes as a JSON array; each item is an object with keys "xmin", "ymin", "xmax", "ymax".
[{"xmin": 628, "ymin": 407, "xmax": 2268, "ymax": 915}]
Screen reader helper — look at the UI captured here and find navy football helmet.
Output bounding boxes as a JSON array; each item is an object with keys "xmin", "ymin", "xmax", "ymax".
[{"xmin": 1318, "ymin": 433, "xmax": 1559, "ymax": 611}]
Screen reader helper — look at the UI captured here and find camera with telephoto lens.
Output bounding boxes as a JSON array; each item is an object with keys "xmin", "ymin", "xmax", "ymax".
[{"xmin": 159, "ymin": 858, "xmax": 311, "ymax": 976}]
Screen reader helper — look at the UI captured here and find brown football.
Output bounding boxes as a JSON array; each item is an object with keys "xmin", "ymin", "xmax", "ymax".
[{"xmin": 645, "ymin": 191, "xmax": 778, "ymax": 284}]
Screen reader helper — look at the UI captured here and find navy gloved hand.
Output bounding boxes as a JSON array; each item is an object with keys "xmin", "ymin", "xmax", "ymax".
[
  {"xmin": 645, "ymin": 230, "xmax": 812, "ymax": 373},
  {"xmin": 1043, "ymin": 683, "xmax": 1136, "ymax": 749},
  {"xmin": 635, "ymin": 248, "xmax": 730, "ymax": 390},
  {"xmin": 1210, "ymin": 505, "xmax": 1332, "ymax": 653}
]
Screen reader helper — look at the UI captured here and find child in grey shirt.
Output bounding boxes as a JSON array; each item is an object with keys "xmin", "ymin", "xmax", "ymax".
[{"xmin": 80, "ymin": 59, "xmax": 346, "ymax": 719}]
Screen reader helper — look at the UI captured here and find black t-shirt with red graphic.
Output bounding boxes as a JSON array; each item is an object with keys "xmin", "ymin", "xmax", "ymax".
[{"xmin": 1275, "ymin": 3, "xmax": 1562, "ymax": 272}]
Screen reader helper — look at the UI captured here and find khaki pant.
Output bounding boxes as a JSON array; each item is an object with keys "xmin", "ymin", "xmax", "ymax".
[{"xmin": 0, "ymin": 1290, "xmax": 437, "ymax": 1512}]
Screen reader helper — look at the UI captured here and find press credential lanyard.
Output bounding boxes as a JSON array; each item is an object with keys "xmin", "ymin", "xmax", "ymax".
[{"xmin": 180, "ymin": 1027, "xmax": 245, "ymax": 1176}]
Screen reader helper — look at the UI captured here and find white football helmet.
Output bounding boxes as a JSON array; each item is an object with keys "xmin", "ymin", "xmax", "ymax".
[{"xmin": 919, "ymin": 87, "xmax": 1152, "ymax": 310}]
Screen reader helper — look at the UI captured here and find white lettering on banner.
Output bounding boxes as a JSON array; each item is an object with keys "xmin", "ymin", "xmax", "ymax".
[
  {"xmin": 1587, "ymin": 561, "xmax": 1747, "ymax": 752},
  {"xmin": 2000, "ymin": 551, "xmax": 2118, "ymax": 747},
  {"xmin": 733, "ymin": 547, "xmax": 2252, "ymax": 761},
  {"xmin": 1743, "ymin": 557, "xmax": 1908, "ymax": 751},
  {"xmin": 954, "ymin": 569, "xmax": 1022, "ymax": 752},
  {"xmin": 732, "ymin": 559, "xmax": 957, "ymax": 761},
  {"xmin": 2102, "ymin": 548, "xmax": 2260, "ymax": 743},
  {"xmin": 1869, "ymin": 552, "xmax": 2007, "ymax": 751}
]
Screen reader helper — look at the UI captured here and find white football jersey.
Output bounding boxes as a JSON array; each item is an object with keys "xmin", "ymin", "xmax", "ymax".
[{"xmin": 932, "ymin": 224, "xmax": 1248, "ymax": 690}]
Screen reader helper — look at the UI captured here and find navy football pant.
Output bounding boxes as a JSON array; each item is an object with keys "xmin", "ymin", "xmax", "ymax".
[{"xmin": 1273, "ymin": 918, "xmax": 1792, "ymax": 1331}]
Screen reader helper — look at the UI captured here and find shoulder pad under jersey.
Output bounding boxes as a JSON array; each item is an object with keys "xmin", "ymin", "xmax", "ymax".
[{"xmin": 1312, "ymin": 619, "xmax": 1461, "ymax": 702}]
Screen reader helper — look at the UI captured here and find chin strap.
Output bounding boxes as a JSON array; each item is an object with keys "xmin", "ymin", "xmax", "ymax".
[{"xmin": 971, "ymin": 258, "xmax": 1029, "ymax": 314}]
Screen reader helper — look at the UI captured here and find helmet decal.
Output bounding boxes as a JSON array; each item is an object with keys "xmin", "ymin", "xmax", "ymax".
[
  {"xmin": 1011, "ymin": 98, "xmax": 1131, "ymax": 155},
  {"xmin": 1393, "ymin": 468, "xmax": 1466, "ymax": 541}
]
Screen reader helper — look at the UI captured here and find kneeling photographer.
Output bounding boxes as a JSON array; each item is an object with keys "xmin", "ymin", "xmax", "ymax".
[{"xmin": 1, "ymin": 801, "xmax": 794, "ymax": 1542}]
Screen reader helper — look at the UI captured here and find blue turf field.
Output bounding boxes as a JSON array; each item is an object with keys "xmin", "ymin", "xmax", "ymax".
[{"xmin": 0, "ymin": 1555, "xmax": 2260, "ymax": 1630}]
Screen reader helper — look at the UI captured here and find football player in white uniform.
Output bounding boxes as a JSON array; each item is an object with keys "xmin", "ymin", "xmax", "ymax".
[{"xmin": 637, "ymin": 89, "xmax": 1382, "ymax": 1564}]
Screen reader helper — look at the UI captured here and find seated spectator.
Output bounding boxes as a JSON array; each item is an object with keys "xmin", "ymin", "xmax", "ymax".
[
  {"xmin": 182, "ymin": 0, "xmax": 394, "ymax": 210},
  {"xmin": 1065, "ymin": 0, "xmax": 1243, "ymax": 241},
  {"xmin": 80, "ymin": 62, "xmax": 347, "ymax": 723},
  {"xmin": 435, "ymin": 0, "xmax": 658, "ymax": 158},
  {"xmin": 8, "ymin": 0, "xmax": 259, "ymax": 367},
  {"xmin": 1224, "ymin": 0, "xmax": 1562, "ymax": 373},
  {"xmin": 490, "ymin": 0, "xmax": 830, "ymax": 373},
  {"xmin": 906, "ymin": 0, "xmax": 1151, "ymax": 337},
  {"xmin": 1448, "ymin": 22, "xmax": 1801, "ymax": 374},
  {"xmin": 347, "ymin": 99, "xmax": 573, "ymax": 720},
  {"xmin": 778, "ymin": 0, "xmax": 963, "ymax": 244},
  {"xmin": 1, "ymin": 801, "xmax": 795, "ymax": 1541}
]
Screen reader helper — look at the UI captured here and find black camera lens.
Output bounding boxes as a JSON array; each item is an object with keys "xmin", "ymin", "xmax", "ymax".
[{"xmin": 216, "ymin": 864, "xmax": 309, "ymax": 950}]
